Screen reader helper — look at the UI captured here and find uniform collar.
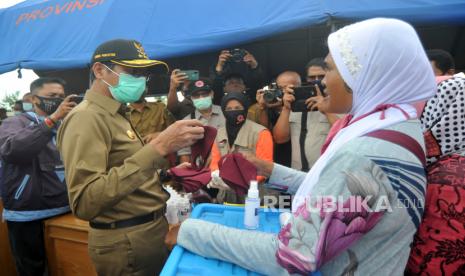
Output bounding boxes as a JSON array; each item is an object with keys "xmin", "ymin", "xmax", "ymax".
[
  {"xmin": 85, "ymin": 89, "xmax": 122, "ymax": 115},
  {"xmin": 128, "ymin": 102, "xmax": 149, "ymax": 113}
]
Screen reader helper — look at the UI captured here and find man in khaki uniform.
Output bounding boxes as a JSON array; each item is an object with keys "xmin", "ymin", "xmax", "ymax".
[
  {"xmin": 129, "ymin": 98, "xmax": 176, "ymax": 143},
  {"xmin": 57, "ymin": 39, "xmax": 204, "ymax": 276}
]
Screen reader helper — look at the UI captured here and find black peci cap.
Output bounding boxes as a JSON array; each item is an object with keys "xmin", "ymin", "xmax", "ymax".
[{"xmin": 91, "ymin": 39, "xmax": 168, "ymax": 72}]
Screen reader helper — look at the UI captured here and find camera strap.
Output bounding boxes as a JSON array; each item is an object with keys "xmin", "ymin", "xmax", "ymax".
[{"xmin": 299, "ymin": 111, "xmax": 310, "ymax": 172}]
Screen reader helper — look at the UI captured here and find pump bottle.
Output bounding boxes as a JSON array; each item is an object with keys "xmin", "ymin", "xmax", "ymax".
[{"xmin": 244, "ymin": 180, "xmax": 260, "ymax": 229}]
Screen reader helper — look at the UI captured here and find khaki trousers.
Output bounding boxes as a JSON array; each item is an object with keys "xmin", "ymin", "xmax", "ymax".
[{"xmin": 88, "ymin": 217, "xmax": 169, "ymax": 276}]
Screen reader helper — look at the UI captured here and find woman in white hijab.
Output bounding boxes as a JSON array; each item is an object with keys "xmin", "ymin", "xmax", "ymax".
[{"xmin": 165, "ymin": 18, "xmax": 436, "ymax": 275}]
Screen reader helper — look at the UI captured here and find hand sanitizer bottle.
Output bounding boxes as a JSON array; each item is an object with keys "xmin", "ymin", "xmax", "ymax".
[{"xmin": 244, "ymin": 180, "xmax": 260, "ymax": 230}]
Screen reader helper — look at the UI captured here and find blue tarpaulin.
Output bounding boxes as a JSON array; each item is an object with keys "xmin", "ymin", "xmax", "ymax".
[{"xmin": 0, "ymin": 0, "xmax": 464, "ymax": 74}]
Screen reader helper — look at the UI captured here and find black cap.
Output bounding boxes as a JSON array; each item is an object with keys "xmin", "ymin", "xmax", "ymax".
[
  {"xmin": 185, "ymin": 79, "xmax": 212, "ymax": 97},
  {"xmin": 91, "ymin": 39, "xmax": 168, "ymax": 72},
  {"xmin": 221, "ymin": 92, "xmax": 250, "ymax": 111}
]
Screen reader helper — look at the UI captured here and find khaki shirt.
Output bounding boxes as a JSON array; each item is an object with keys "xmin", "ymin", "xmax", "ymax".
[
  {"xmin": 215, "ymin": 119, "xmax": 266, "ymax": 157},
  {"xmin": 57, "ymin": 90, "xmax": 169, "ymax": 223},
  {"xmin": 289, "ymin": 111, "xmax": 331, "ymax": 170},
  {"xmin": 128, "ymin": 102, "xmax": 175, "ymax": 138}
]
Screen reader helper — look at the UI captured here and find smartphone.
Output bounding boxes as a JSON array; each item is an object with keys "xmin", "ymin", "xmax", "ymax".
[
  {"xmin": 178, "ymin": 70, "xmax": 199, "ymax": 81},
  {"xmin": 70, "ymin": 95, "xmax": 84, "ymax": 104},
  {"xmin": 291, "ymin": 86, "xmax": 317, "ymax": 112}
]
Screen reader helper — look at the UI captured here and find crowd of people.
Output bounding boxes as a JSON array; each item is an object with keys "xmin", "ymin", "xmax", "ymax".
[{"xmin": 0, "ymin": 17, "xmax": 464, "ymax": 276}]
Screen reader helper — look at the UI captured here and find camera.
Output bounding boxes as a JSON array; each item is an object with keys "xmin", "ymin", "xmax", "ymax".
[
  {"xmin": 291, "ymin": 86, "xmax": 317, "ymax": 112},
  {"xmin": 263, "ymin": 83, "xmax": 283, "ymax": 103},
  {"xmin": 229, "ymin": 48, "xmax": 247, "ymax": 63}
]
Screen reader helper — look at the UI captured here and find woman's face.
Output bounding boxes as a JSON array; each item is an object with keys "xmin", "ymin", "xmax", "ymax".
[
  {"xmin": 225, "ymin": 99, "xmax": 244, "ymax": 111},
  {"xmin": 320, "ymin": 54, "xmax": 353, "ymax": 114}
]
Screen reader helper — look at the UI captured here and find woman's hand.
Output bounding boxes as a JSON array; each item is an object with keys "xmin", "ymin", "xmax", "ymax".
[
  {"xmin": 165, "ymin": 223, "xmax": 181, "ymax": 251},
  {"xmin": 242, "ymin": 153, "xmax": 274, "ymax": 178}
]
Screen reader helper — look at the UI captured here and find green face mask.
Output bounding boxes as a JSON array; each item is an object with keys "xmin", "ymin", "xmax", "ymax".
[
  {"xmin": 103, "ymin": 65, "xmax": 147, "ymax": 103},
  {"xmin": 193, "ymin": 96, "xmax": 212, "ymax": 110}
]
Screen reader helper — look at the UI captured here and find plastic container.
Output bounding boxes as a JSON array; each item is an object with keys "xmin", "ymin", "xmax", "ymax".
[
  {"xmin": 176, "ymin": 197, "xmax": 191, "ymax": 223},
  {"xmin": 160, "ymin": 203, "xmax": 321, "ymax": 276}
]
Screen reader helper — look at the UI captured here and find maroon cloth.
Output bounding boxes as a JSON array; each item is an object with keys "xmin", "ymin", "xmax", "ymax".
[
  {"xmin": 218, "ymin": 153, "xmax": 257, "ymax": 195},
  {"xmin": 424, "ymin": 129, "xmax": 442, "ymax": 158},
  {"xmin": 191, "ymin": 126, "xmax": 217, "ymax": 170},
  {"xmin": 168, "ymin": 126, "xmax": 217, "ymax": 193},
  {"xmin": 169, "ymin": 167, "xmax": 211, "ymax": 193},
  {"xmin": 407, "ymin": 154, "xmax": 465, "ymax": 275},
  {"xmin": 365, "ymin": 129, "xmax": 426, "ymax": 167}
]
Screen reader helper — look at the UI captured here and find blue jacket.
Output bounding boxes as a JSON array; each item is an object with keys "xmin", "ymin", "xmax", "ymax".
[{"xmin": 0, "ymin": 112, "xmax": 69, "ymax": 221}]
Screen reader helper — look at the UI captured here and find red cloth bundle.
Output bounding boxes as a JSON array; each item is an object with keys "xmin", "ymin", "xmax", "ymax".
[
  {"xmin": 169, "ymin": 167, "xmax": 211, "ymax": 193},
  {"xmin": 169, "ymin": 126, "xmax": 217, "ymax": 192},
  {"xmin": 218, "ymin": 153, "xmax": 257, "ymax": 195}
]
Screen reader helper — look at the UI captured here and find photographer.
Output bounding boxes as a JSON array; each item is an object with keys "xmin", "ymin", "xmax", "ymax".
[
  {"xmin": 247, "ymin": 83, "xmax": 283, "ymax": 129},
  {"xmin": 210, "ymin": 49, "xmax": 265, "ymax": 104},
  {"xmin": 273, "ymin": 70, "xmax": 339, "ymax": 172},
  {"xmin": 248, "ymin": 82, "xmax": 292, "ymax": 166},
  {"xmin": 0, "ymin": 77, "xmax": 75, "ymax": 276}
]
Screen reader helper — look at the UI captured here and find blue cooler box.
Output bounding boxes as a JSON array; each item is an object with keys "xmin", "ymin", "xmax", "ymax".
[{"xmin": 161, "ymin": 203, "xmax": 321, "ymax": 276}]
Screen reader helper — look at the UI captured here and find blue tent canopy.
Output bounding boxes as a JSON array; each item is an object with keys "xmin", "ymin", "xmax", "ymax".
[{"xmin": 0, "ymin": 0, "xmax": 464, "ymax": 74}]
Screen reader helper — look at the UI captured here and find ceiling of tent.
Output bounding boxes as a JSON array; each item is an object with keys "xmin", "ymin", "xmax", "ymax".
[
  {"xmin": 35, "ymin": 23, "xmax": 465, "ymax": 96},
  {"xmin": 1, "ymin": 0, "xmax": 464, "ymax": 74}
]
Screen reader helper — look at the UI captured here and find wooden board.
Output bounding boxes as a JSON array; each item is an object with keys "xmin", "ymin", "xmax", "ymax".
[
  {"xmin": 0, "ymin": 200, "xmax": 17, "ymax": 276},
  {"xmin": 44, "ymin": 214, "xmax": 97, "ymax": 276}
]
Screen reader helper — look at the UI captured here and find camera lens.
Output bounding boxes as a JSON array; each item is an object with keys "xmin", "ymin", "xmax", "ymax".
[{"xmin": 263, "ymin": 91, "xmax": 276, "ymax": 103}]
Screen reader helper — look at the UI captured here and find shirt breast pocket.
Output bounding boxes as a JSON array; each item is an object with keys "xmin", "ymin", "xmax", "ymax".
[{"xmin": 316, "ymin": 116, "xmax": 331, "ymax": 136}]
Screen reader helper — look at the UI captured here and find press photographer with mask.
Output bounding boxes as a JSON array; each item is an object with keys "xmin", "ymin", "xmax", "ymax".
[
  {"xmin": 0, "ymin": 77, "xmax": 75, "ymax": 276},
  {"xmin": 178, "ymin": 78, "xmax": 225, "ymax": 163}
]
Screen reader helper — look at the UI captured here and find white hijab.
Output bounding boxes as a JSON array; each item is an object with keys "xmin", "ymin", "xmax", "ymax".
[{"xmin": 293, "ymin": 18, "xmax": 436, "ymax": 211}]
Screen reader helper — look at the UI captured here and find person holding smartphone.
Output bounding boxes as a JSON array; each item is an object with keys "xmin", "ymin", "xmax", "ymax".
[
  {"xmin": 166, "ymin": 69, "xmax": 196, "ymax": 120},
  {"xmin": 273, "ymin": 68, "xmax": 340, "ymax": 172}
]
